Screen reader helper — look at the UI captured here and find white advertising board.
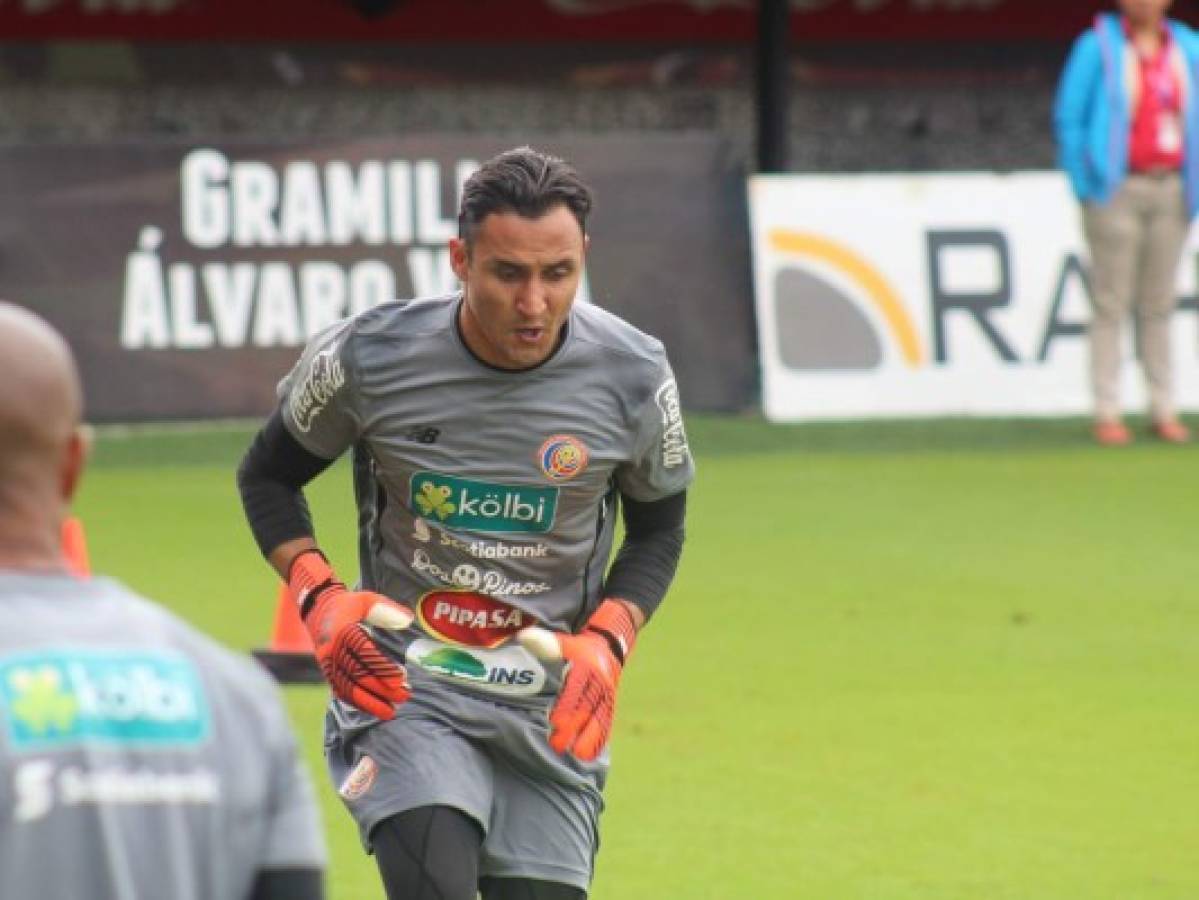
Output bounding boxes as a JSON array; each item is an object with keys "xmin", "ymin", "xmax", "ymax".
[{"xmin": 748, "ymin": 172, "xmax": 1199, "ymax": 420}]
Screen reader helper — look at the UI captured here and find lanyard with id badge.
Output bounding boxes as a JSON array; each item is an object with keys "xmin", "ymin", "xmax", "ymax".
[{"xmin": 1143, "ymin": 44, "xmax": 1183, "ymax": 155}]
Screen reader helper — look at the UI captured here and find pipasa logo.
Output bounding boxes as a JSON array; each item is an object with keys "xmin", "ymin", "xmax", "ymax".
[
  {"xmin": 0, "ymin": 650, "xmax": 209, "ymax": 750},
  {"xmin": 410, "ymin": 471, "xmax": 557, "ymax": 533},
  {"xmin": 767, "ymin": 229, "xmax": 926, "ymax": 371},
  {"xmin": 417, "ymin": 590, "xmax": 536, "ymax": 649}
]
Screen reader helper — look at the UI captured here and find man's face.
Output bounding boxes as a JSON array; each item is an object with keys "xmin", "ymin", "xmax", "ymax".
[
  {"xmin": 451, "ymin": 205, "xmax": 587, "ymax": 370},
  {"xmin": 1118, "ymin": 0, "xmax": 1172, "ymax": 25}
]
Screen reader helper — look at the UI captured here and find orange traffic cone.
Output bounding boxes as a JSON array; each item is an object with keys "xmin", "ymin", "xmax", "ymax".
[
  {"xmin": 252, "ymin": 583, "xmax": 323, "ymax": 683},
  {"xmin": 61, "ymin": 516, "xmax": 91, "ymax": 577}
]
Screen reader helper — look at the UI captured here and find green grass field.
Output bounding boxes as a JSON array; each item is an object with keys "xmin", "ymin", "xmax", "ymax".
[{"xmin": 74, "ymin": 415, "xmax": 1199, "ymax": 899}]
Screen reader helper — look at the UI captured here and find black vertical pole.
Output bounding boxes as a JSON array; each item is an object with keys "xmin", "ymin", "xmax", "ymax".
[{"xmin": 755, "ymin": 0, "xmax": 789, "ymax": 173}]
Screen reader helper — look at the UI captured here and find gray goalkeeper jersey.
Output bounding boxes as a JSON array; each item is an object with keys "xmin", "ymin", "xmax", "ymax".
[
  {"xmin": 278, "ymin": 294, "xmax": 694, "ymax": 703},
  {"xmin": 0, "ymin": 573, "xmax": 326, "ymax": 900}
]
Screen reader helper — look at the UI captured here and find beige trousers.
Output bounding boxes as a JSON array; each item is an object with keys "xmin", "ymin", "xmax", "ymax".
[{"xmin": 1082, "ymin": 172, "xmax": 1190, "ymax": 422}]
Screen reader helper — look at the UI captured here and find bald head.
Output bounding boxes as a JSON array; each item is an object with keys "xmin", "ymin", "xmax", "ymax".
[
  {"xmin": 0, "ymin": 302, "xmax": 82, "ymax": 458},
  {"xmin": 0, "ymin": 304, "xmax": 88, "ymax": 566}
]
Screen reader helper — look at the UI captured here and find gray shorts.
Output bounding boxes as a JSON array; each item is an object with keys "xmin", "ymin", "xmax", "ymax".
[{"xmin": 324, "ymin": 671, "xmax": 608, "ymax": 891}]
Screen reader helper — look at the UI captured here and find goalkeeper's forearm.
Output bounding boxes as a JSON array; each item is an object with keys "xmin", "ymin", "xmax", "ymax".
[
  {"xmin": 237, "ymin": 408, "xmax": 337, "ymax": 568},
  {"xmin": 601, "ymin": 490, "xmax": 687, "ymax": 622}
]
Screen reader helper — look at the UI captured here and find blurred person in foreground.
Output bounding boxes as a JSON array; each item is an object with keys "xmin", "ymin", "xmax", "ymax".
[
  {"xmin": 237, "ymin": 146, "xmax": 694, "ymax": 899},
  {"xmin": 0, "ymin": 302, "xmax": 326, "ymax": 900},
  {"xmin": 1054, "ymin": 0, "xmax": 1199, "ymax": 445}
]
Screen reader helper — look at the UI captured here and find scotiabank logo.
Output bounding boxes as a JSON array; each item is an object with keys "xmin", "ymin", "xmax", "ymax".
[
  {"xmin": 416, "ymin": 591, "xmax": 537, "ymax": 649},
  {"xmin": 769, "ymin": 229, "xmax": 925, "ymax": 371}
]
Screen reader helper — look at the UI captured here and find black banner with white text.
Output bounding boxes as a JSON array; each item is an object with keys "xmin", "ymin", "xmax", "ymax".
[{"xmin": 0, "ymin": 136, "xmax": 754, "ymax": 420}]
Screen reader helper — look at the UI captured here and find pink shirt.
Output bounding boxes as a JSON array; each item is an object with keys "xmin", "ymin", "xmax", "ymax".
[{"xmin": 1128, "ymin": 22, "xmax": 1184, "ymax": 172}]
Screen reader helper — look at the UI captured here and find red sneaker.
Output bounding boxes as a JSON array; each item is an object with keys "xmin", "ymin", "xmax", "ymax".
[
  {"xmin": 1093, "ymin": 420, "xmax": 1132, "ymax": 446},
  {"xmin": 1152, "ymin": 419, "xmax": 1191, "ymax": 444}
]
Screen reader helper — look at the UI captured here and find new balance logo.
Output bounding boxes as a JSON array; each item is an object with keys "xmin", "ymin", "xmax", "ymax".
[{"xmin": 403, "ymin": 427, "xmax": 440, "ymax": 444}]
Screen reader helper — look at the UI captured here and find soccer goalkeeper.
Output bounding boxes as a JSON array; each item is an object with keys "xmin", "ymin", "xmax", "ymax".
[{"xmin": 237, "ymin": 147, "xmax": 693, "ymax": 900}]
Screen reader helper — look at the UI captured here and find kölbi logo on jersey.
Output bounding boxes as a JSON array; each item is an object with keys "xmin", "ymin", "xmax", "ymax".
[
  {"xmin": 410, "ymin": 471, "xmax": 558, "ymax": 533},
  {"xmin": 0, "ymin": 649, "xmax": 210, "ymax": 750}
]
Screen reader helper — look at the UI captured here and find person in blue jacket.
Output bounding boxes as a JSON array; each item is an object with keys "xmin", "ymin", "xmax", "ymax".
[{"xmin": 1055, "ymin": 0, "xmax": 1198, "ymax": 445}]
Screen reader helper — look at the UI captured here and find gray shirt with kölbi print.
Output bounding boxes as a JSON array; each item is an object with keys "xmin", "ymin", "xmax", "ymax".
[
  {"xmin": 0, "ymin": 574, "xmax": 326, "ymax": 900},
  {"xmin": 278, "ymin": 293, "xmax": 694, "ymax": 702}
]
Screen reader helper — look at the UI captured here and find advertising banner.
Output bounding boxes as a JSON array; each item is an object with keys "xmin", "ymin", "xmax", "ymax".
[
  {"xmin": 748, "ymin": 172, "xmax": 1199, "ymax": 421},
  {"xmin": 0, "ymin": 0, "xmax": 1102, "ymax": 43},
  {"xmin": 0, "ymin": 135, "xmax": 754, "ymax": 420}
]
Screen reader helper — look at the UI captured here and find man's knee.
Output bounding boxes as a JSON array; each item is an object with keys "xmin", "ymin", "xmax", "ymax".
[{"xmin": 371, "ymin": 806, "xmax": 483, "ymax": 900}]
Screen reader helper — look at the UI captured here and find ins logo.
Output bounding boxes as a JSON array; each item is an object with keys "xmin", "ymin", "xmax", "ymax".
[
  {"xmin": 538, "ymin": 435, "xmax": 588, "ymax": 482},
  {"xmin": 768, "ymin": 230, "xmax": 925, "ymax": 371}
]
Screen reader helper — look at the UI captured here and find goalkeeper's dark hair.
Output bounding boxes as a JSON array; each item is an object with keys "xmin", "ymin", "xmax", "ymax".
[{"xmin": 458, "ymin": 147, "xmax": 593, "ymax": 247}]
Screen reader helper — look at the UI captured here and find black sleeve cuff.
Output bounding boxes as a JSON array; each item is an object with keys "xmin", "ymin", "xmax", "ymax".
[
  {"xmin": 602, "ymin": 490, "xmax": 687, "ymax": 622},
  {"xmin": 236, "ymin": 409, "xmax": 335, "ymax": 558}
]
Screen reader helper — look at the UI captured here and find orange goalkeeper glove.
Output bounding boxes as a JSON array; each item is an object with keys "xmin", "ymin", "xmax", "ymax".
[
  {"xmin": 288, "ymin": 549, "xmax": 413, "ymax": 720},
  {"xmin": 518, "ymin": 599, "xmax": 638, "ymax": 761}
]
